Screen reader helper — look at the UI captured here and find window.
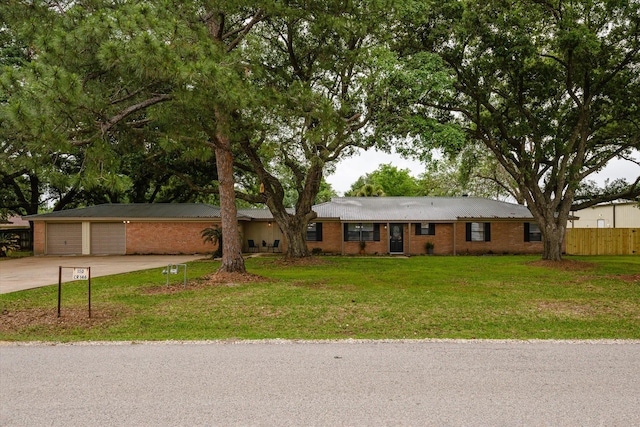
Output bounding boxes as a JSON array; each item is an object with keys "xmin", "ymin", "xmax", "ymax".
[
  {"xmin": 306, "ymin": 222, "xmax": 323, "ymax": 242},
  {"xmin": 466, "ymin": 222, "xmax": 491, "ymax": 242},
  {"xmin": 344, "ymin": 223, "xmax": 380, "ymax": 242},
  {"xmin": 415, "ymin": 223, "xmax": 436, "ymax": 236},
  {"xmin": 524, "ymin": 222, "xmax": 542, "ymax": 242}
]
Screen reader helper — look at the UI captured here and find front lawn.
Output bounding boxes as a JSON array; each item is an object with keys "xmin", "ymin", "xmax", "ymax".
[{"xmin": 1, "ymin": 255, "xmax": 638, "ymax": 341}]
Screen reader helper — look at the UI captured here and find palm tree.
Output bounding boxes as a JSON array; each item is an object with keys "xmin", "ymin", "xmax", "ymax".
[{"xmin": 201, "ymin": 225, "xmax": 223, "ymax": 258}]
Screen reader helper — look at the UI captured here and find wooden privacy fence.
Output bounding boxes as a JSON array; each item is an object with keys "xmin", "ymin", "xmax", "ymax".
[{"xmin": 565, "ymin": 228, "xmax": 640, "ymax": 255}]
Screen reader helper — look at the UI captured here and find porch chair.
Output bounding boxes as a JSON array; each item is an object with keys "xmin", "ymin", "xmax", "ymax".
[
  {"xmin": 272, "ymin": 239, "xmax": 280, "ymax": 252},
  {"xmin": 248, "ymin": 240, "xmax": 258, "ymax": 253}
]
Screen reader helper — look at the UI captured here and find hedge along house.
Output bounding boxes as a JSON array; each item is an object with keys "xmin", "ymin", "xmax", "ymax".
[
  {"xmin": 26, "ymin": 204, "xmax": 224, "ymax": 256},
  {"xmin": 307, "ymin": 197, "xmax": 544, "ymax": 256}
]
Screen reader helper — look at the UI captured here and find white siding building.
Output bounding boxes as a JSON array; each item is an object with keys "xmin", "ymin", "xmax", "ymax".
[{"xmin": 570, "ymin": 201, "xmax": 640, "ymax": 228}]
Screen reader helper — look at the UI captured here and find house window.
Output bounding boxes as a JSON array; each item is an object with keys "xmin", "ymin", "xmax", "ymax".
[
  {"xmin": 415, "ymin": 223, "xmax": 435, "ymax": 236},
  {"xmin": 306, "ymin": 222, "xmax": 323, "ymax": 242},
  {"xmin": 466, "ymin": 222, "xmax": 491, "ymax": 242},
  {"xmin": 344, "ymin": 223, "xmax": 380, "ymax": 242},
  {"xmin": 524, "ymin": 222, "xmax": 542, "ymax": 242}
]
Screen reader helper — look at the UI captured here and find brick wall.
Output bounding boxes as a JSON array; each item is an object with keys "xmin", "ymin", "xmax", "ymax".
[
  {"xmin": 408, "ymin": 223, "xmax": 454, "ymax": 255},
  {"xmin": 32, "ymin": 218, "xmax": 543, "ymax": 256},
  {"xmin": 455, "ymin": 221, "xmax": 542, "ymax": 255},
  {"xmin": 306, "ymin": 221, "xmax": 342, "ymax": 254},
  {"xmin": 32, "ymin": 222, "xmax": 46, "ymax": 255},
  {"xmin": 126, "ymin": 221, "xmax": 218, "ymax": 254},
  {"xmin": 307, "ymin": 220, "xmax": 543, "ymax": 255}
]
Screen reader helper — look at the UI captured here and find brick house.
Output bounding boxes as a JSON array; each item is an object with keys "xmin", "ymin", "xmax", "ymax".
[
  {"xmin": 25, "ymin": 197, "xmax": 543, "ymax": 256},
  {"xmin": 307, "ymin": 197, "xmax": 542, "ymax": 256}
]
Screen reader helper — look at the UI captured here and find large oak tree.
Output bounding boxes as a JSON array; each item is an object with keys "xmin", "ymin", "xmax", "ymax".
[{"xmin": 399, "ymin": 0, "xmax": 640, "ymax": 260}]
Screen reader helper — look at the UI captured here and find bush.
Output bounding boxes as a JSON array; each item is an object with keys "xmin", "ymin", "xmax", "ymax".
[{"xmin": 0, "ymin": 234, "xmax": 20, "ymax": 257}]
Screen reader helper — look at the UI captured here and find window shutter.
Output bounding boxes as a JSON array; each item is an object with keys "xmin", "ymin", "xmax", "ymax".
[
  {"xmin": 373, "ymin": 224, "xmax": 381, "ymax": 241},
  {"xmin": 484, "ymin": 223, "xmax": 491, "ymax": 241},
  {"xmin": 343, "ymin": 223, "xmax": 349, "ymax": 241},
  {"xmin": 415, "ymin": 223, "xmax": 421, "ymax": 235},
  {"xmin": 524, "ymin": 222, "xmax": 530, "ymax": 242},
  {"xmin": 465, "ymin": 223, "xmax": 472, "ymax": 241},
  {"xmin": 316, "ymin": 223, "xmax": 323, "ymax": 241},
  {"xmin": 429, "ymin": 223, "xmax": 436, "ymax": 235}
]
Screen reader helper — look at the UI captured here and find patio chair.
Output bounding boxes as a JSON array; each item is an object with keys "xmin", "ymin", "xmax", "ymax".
[
  {"xmin": 272, "ymin": 239, "xmax": 280, "ymax": 252},
  {"xmin": 248, "ymin": 240, "xmax": 258, "ymax": 253}
]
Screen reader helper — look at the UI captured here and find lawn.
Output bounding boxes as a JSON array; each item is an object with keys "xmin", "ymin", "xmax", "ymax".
[{"xmin": 1, "ymin": 255, "xmax": 638, "ymax": 341}]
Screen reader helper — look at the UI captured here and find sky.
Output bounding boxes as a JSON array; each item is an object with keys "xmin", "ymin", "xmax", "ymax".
[{"xmin": 325, "ymin": 148, "xmax": 640, "ymax": 196}]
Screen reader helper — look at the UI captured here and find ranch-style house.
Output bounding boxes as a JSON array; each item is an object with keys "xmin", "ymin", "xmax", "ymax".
[{"xmin": 25, "ymin": 197, "xmax": 544, "ymax": 256}]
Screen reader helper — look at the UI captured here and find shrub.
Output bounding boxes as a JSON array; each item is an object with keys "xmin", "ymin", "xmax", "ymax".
[{"xmin": 0, "ymin": 234, "xmax": 20, "ymax": 257}]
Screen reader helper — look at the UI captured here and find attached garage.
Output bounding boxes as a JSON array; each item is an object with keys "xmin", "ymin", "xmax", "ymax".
[
  {"xmin": 46, "ymin": 223, "xmax": 82, "ymax": 255},
  {"xmin": 27, "ymin": 203, "xmax": 223, "ymax": 255},
  {"xmin": 91, "ymin": 223, "xmax": 126, "ymax": 254}
]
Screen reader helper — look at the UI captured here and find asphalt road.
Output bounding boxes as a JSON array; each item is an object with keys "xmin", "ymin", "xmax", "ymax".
[
  {"xmin": 2, "ymin": 340, "xmax": 639, "ymax": 426},
  {"xmin": 0, "ymin": 255, "xmax": 204, "ymax": 294}
]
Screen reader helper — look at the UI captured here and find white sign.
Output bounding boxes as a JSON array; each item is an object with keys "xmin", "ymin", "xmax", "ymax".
[{"xmin": 72, "ymin": 268, "xmax": 89, "ymax": 280}]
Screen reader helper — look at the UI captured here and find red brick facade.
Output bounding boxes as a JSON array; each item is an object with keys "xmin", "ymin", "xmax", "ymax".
[
  {"xmin": 32, "ymin": 222, "xmax": 46, "ymax": 255},
  {"xmin": 31, "ymin": 216, "xmax": 542, "ymax": 256},
  {"xmin": 306, "ymin": 221, "xmax": 542, "ymax": 255},
  {"xmin": 126, "ymin": 221, "xmax": 218, "ymax": 254}
]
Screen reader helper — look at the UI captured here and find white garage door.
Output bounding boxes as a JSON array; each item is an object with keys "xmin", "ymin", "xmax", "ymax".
[
  {"xmin": 91, "ymin": 223, "xmax": 126, "ymax": 255},
  {"xmin": 46, "ymin": 223, "xmax": 82, "ymax": 255}
]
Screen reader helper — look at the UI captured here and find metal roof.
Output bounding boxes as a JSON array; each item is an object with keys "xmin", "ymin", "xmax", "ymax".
[
  {"xmin": 24, "ymin": 198, "xmax": 534, "ymax": 222},
  {"xmin": 24, "ymin": 203, "xmax": 222, "ymax": 220},
  {"xmin": 312, "ymin": 197, "xmax": 533, "ymax": 221},
  {"xmin": 237, "ymin": 208, "xmax": 295, "ymax": 220}
]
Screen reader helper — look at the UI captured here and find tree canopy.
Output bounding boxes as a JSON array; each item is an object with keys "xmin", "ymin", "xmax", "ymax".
[
  {"xmin": 397, "ymin": 0, "xmax": 640, "ymax": 260},
  {"xmin": 2, "ymin": 0, "xmax": 638, "ymax": 264}
]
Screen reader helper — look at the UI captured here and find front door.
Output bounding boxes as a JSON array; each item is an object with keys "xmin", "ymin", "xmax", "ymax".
[{"xmin": 389, "ymin": 223, "xmax": 404, "ymax": 253}]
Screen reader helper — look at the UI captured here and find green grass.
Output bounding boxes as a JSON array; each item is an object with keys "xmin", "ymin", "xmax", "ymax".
[{"xmin": 1, "ymin": 255, "xmax": 639, "ymax": 341}]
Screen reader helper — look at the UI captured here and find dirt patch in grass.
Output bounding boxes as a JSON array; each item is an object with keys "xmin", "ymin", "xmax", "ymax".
[
  {"xmin": 201, "ymin": 271, "xmax": 270, "ymax": 285},
  {"xmin": 536, "ymin": 301, "xmax": 600, "ymax": 318},
  {"xmin": 141, "ymin": 271, "xmax": 271, "ymax": 295},
  {"xmin": 528, "ymin": 259, "xmax": 596, "ymax": 271},
  {"xmin": 273, "ymin": 256, "xmax": 332, "ymax": 267},
  {"xmin": 608, "ymin": 274, "xmax": 640, "ymax": 283},
  {"xmin": 0, "ymin": 306, "xmax": 119, "ymax": 334}
]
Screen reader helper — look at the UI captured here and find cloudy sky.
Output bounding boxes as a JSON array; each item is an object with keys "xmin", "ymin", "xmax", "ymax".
[{"xmin": 325, "ymin": 148, "xmax": 640, "ymax": 196}]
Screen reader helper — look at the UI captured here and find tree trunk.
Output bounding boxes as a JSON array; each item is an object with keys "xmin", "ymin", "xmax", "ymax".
[
  {"xmin": 214, "ymin": 114, "xmax": 246, "ymax": 274},
  {"xmin": 542, "ymin": 221, "xmax": 565, "ymax": 261},
  {"xmin": 280, "ymin": 215, "xmax": 310, "ymax": 259}
]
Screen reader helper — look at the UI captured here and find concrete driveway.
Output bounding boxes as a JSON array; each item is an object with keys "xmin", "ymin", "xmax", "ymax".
[{"xmin": 0, "ymin": 255, "xmax": 205, "ymax": 294}]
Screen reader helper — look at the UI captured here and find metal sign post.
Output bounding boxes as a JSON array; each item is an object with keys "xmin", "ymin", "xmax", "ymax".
[
  {"xmin": 58, "ymin": 266, "xmax": 91, "ymax": 318},
  {"xmin": 161, "ymin": 263, "xmax": 187, "ymax": 288}
]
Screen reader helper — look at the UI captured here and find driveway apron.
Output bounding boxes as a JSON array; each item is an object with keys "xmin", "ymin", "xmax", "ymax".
[{"xmin": 0, "ymin": 255, "xmax": 204, "ymax": 294}]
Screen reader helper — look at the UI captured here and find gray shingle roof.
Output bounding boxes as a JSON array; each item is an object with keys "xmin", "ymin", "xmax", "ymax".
[
  {"xmin": 25, "ymin": 203, "xmax": 222, "ymax": 219},
  {"xmin": 313, "ymin": 197, "xmax": 533, "ymax": 221}
]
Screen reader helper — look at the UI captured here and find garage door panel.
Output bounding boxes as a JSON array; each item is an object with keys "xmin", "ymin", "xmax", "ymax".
[
  {"xmin": 91, "ymin": 223, "xmax": 126, "ymax": 254},
  {"xmin": 47, "ymin": 223, "xmax": 82, "ymax": 255}
]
